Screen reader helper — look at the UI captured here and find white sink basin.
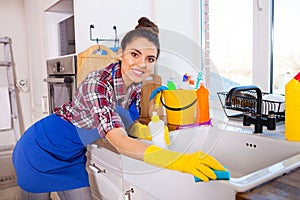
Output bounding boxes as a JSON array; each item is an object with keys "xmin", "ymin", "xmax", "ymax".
[{"xmin": 122, "ymin": 124, "xmax": 300, "ymax": 199}]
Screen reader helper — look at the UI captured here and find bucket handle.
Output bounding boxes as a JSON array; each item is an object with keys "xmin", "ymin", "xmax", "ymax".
[{"xmin": 160, "ymin": 91, "xmax": 197, "ymax": 111}]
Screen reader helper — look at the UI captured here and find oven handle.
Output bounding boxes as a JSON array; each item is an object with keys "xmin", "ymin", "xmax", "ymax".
[{"xmin": 43, "ymin": 77, "xmax": 73, "ymax": 83}]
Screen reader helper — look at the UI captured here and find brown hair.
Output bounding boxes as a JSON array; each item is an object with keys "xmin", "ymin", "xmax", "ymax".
[{"xmin": 121, "ymin": 17, "xmax": 160, "ymax": 58}]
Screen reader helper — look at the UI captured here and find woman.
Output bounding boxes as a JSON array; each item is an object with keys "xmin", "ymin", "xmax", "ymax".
[{"xmin": 13, "ymin": 17, "xmax": 225, "ymax": 200}]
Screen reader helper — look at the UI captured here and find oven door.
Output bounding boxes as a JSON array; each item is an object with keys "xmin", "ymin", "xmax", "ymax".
[{"xmin": 44, "ymin": 76, "xmax": 76, "ymax": 113}]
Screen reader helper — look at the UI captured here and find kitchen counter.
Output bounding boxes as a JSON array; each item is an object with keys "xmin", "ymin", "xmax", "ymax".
[
  {"xmin": 91, "ymin": 112, "xmax": 299, "ymax": 200},
  {"xmin": 92, "ymin": 138, "xmax": 119, "ymax": 154},
  {"xmin": 236, "ymin": 167, "xmax": 300, "ymax": 200}
]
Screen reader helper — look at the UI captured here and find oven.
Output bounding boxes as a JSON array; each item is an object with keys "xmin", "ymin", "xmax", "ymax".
[{"xmin": 44, "ymin": 55, "xmax": 77, "ymax": 113}]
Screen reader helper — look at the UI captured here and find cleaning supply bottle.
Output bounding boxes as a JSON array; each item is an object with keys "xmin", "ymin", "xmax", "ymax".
[
  {"xmin": 196, "ymin": 82, "xmax": 210, "ymax": 123},
  {"xmin": 148, "ymin": 111, "xmax": 168, "ymax": 148},
  {"xmin": 285, "ymin": 72, "xmax": 300, "ymax": 141}
]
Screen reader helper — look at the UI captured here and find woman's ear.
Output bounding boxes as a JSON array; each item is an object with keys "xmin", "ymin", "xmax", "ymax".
[{"xmin": 117, "ymin": 48, "xmax": 123, "ymax": 61}]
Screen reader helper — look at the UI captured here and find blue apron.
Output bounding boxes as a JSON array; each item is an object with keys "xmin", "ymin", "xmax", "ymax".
[
  {"xmin": 77, "ymin": 101, "xmax": 139, "ymax": 146},
  {"xmin": 12, "ymin": 66, "xmax": 139, "ymax": 193}
]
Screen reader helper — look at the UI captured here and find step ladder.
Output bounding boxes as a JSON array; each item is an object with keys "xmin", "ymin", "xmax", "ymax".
[{"xmin": 0, "ymin": 36, "xmax": 20, "ymax": 189}]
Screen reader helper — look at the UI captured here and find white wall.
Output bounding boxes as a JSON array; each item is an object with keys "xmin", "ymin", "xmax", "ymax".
[
  {"xmin": 154, "ymin": 0, "xmax": 202, "ymax": 86},
  {"xmin": 153, "ymin": 0, "xmax": 200, "ymax": 43},
  {"xmin": 0, "ymin": 0, "xmax": 31, "ymax": 133},
  {"xmin": 74, "ymin": 0, "xmax": 154, "ymax": 53}
]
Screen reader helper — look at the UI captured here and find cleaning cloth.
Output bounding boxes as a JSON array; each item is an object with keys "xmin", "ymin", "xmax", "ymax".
[{"xmin": 194, "ymin": 166, "xmax": 230, "ymax": 182}]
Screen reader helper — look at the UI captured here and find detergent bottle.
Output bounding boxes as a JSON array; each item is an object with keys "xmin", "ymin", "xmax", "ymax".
[
  {"xmin": 196, "ymin": 82, "xmax": 210, "ymax": 123},
  {"xmin": 148, "ymin": 111, "xmax": 167, "ymax": 148},
  {"xmin": 285, "ymin": 72, "xmax": 300, "ymax": 141}
]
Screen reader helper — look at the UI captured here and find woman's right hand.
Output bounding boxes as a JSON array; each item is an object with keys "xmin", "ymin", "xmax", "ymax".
[{"xmin": 143, "ymin": 145, "xmax": 225, "ymax": 182}]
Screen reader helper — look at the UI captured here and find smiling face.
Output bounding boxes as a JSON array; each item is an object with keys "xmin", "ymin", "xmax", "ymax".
[{"xmin": 119, "ymin": 37, "xmax": 158, "ymax": 87}]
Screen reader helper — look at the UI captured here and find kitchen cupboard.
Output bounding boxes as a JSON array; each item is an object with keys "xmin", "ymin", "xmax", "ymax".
[
  {"xmin": 123, "ymin": 182, "xmax": 159, "ymax": 200},
  {"xmin": 43, "ymin": 0, "xmax": 59, "ymax": 10},
  {"xmin": 87, "ymin": 143, "xmax": 159, "ymax": 200},
  {"xmin": 44, "ymin": 0, "xmax": 73, "ymax": 13},
  {"xmin": 87, "ymin": 146, "xmax": 123, "ymax": 199},
  {"xmin": 23, "ymin": 0, "xmax": 49, "ymax": 122}
]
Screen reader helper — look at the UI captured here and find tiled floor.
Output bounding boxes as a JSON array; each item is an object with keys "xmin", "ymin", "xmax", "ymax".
[
  {"xmin": 0, "ymin": 185, "xmax": 21, "ymax": 200},
  {"xmin": 0, "ymin": 157, "xmax": 21, "ymax": 199},
  {"xmin": 0, "ymin": 150, "xmax": 59, "ymax": 200},
  {"xmin": 0, "ymin": 183, "xmax": 61, "ymax": 200},
  {"xmin": 0, "ymin": 151, "xmax": 20, "ymax": 199}
]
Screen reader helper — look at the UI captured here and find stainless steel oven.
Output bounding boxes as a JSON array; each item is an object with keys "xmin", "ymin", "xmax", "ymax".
[{"xmin": 44, "ymin": 55, "xmax": 77, "ymax": 113}]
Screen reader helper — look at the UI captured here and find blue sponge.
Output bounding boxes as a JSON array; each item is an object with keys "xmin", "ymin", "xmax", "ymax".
[{"xmin": 194, "ymin": 166, "xmax": 230, "ymax": 182}]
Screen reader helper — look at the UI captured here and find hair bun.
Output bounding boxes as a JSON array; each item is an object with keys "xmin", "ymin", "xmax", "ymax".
[{"xmin": 135, "ymin": 17, "xmax": 159, "ymax": 35}]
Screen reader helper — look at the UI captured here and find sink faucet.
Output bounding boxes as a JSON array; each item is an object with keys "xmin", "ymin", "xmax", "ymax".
[{"xmin": 225, "ymin": 85, "xmax": 276, "ymax": 133}]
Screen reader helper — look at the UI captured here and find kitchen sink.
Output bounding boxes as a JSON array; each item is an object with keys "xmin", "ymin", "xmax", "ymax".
[{"xmin": 121, "ymin": 123, "xmax": 300, "ymax": 199}]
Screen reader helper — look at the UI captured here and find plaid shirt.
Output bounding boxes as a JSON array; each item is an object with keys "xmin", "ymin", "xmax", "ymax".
[{"xmin": 54, "ymin": 62, "xmax": 142, "ymax": 137}]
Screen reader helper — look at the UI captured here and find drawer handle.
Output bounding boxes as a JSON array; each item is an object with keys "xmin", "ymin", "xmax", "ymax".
[
  {"xmin": 89, "ymin": 163, "xmax": 106, "ymax": 173},
  {"xmin": 125, "ymin": 188, "xmax": 134, "ymax": 200}
]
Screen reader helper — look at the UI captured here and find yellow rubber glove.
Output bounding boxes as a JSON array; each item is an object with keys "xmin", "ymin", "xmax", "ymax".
[
  {"xmin": 129, "ymin": 122, "xmax": 152, "ymax": 141},
  {"xmin": 164, "ymin": 126, "xmax": 170, "ymax": 145},
  {"xmin": 129, "ymin": 122, "xmax": 170, "ymax": 145},
  {"xmin": 144, "ymin": 145, "xmax": 225, "ymax": 182}
]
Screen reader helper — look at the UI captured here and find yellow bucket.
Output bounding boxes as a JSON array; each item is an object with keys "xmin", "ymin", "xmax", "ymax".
[{"xmin": 161, "ymin": 90, "xmax": 197, "ymax": 126}]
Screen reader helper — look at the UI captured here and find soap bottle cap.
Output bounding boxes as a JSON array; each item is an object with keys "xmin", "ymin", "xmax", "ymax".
[
  {"xmin": 294, "ymin": 72, "xmax": 300, "ymax": 81},
  {"xmin": 200, "ymin": 80, "xmax": 205, "ymax": 87},
  {"xmin": 151, "ymin": 111, "xmax": 160, "ymax": 122}
]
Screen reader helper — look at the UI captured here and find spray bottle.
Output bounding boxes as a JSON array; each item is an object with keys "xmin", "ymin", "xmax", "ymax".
[
  {"xmin": 285, "ymin": 72, "xmax": 300, "ymax": 141},
  {"xmin": 148, "ymin": 111, "xmax": 168, "ymax": 148},
  {"xmin": 196, "ymin": 81, "xmax": 210, "ymax": 123}
]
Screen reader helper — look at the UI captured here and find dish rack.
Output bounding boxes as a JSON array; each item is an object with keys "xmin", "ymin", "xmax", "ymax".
[{"xmin": 217, "ymin": 91, "xmax": 285, "ymax": 123}]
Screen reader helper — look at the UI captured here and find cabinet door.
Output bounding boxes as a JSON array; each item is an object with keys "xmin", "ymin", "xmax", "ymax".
[
  {"xmin": 87, "ymin": 162, "xmax": 123, "ymax": 200},
  {"xmin": 123, "ymin": 182, "xmax": 159, "ymax": 200}
]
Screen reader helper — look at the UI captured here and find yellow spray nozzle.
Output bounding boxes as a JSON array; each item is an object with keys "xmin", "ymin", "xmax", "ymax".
[{"xmin": 155, "ymin": 92, "xmax": 161, "ymax": 109}]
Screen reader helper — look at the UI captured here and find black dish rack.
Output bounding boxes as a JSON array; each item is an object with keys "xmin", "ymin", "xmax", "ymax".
[{"xmin": 217, "ymin": 91, "xmax": 285, "ymax": 123}]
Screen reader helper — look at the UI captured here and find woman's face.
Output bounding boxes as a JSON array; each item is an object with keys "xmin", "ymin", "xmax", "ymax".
[{"xmin": 119, "ymin": 37, "xmax": 158, "ymax": 87}]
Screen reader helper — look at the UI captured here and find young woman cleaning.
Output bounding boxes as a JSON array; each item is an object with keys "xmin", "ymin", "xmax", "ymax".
[{"xmin": 12, "ymin": 17, "xmax": 225, "ymax": 200}]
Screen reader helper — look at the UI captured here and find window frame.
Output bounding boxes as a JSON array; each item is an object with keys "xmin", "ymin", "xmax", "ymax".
[{"xmin": 200, "ymin": 0, "xmax": 273, "ymax": 92}]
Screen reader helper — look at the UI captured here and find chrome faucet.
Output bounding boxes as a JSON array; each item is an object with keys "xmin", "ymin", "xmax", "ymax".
[{"xmin": 225, "ymin": 85, "xmax": 276, "ymax": 133}]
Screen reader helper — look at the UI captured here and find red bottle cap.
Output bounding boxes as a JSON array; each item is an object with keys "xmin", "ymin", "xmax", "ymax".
[{"xmin": 294, "ymin": 72, "xmax": 300, "ymax": 81}]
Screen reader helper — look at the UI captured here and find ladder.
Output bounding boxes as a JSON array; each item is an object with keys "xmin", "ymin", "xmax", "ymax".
[{"xmin": 0, "ymin": 37, "xmax": 20, "ymax": 188}]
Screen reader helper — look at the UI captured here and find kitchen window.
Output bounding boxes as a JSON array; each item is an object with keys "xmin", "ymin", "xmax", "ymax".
[
  {"xmin": 205, "ymin": 0, "xmax": 253, "ymax": 87},
  {"xmin": 272, "ymin": 0, "xmax": 300, "ymax": 94},
  {"xmin": 202, "ymin": 0, "xmax": 300, "ymax": 94}
]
